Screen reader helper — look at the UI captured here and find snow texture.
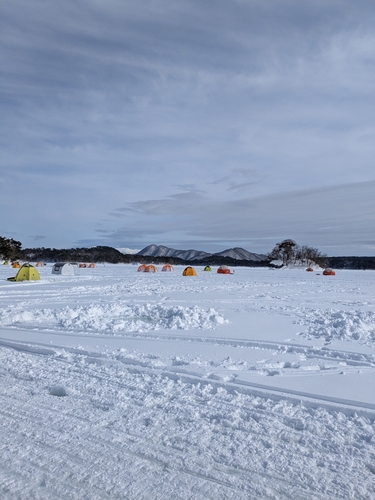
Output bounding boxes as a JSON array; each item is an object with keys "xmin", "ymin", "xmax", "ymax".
[{"xmin": 1, "ymin": 264, "xmax": 375, "ymax": 499}]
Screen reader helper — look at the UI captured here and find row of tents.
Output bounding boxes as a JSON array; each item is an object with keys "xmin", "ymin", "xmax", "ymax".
[
  {"xmin": 7, "ymin": 261, "xmax": 97, "ymax": 269},
  {"xmin": 6, "ymin": 262, "xmax": 338, "ymax": 282},
  {"xmin": 306, "ymin": 267, "xmax": 336, "ymax": 275},
  {"xmin": 6, "ymin": 263, "xmax": 234, "ymax": 281},
  {"xmin": 137, "ymin": 264, "xmax": 234, "ymax": 275}
]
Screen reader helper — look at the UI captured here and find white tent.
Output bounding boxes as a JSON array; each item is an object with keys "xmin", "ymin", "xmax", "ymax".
[{"xmin": 52, "ymin": 263, "xmax": 75, "ymax": 275}]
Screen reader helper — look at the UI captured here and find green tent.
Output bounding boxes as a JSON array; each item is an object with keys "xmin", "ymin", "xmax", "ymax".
[
  {"xmin": 203, "ymin": 265, "xmax": 212, "ymax": 271},
  {"xmin": 7, "ymin": 263, "xmax": 41, "ymax": 282}
]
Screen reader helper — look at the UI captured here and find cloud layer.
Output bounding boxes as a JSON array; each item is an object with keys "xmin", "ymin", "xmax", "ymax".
[{"xmin": 1, "ymin": 1, "xmax": 375, "ymax": 255}]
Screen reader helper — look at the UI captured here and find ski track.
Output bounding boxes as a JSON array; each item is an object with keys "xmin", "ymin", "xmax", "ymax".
[
  {"xmin": 1, "ymin": 265, "xmax": 375, "ymax": 499},
  {"xmin": 1, "ymin": 344, "xmax": 375, "ymax": 500}
]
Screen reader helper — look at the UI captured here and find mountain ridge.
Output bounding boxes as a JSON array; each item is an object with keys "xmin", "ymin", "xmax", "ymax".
[{"xmin": 133, "ymin": 244, "xmax": 267, "ymax": 262}]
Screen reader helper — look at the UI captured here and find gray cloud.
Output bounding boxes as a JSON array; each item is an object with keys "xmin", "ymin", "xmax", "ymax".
[
  {"xmin": 1, "ymin": 1, "xmax": 375, "ymax": 254},
  {"xmin": 31, "ymin": 235, "xmax": 46, "ymax": 241},
  {"xmin": 84, "ymin": 181, "xmax": 375, "ymax": 255}
]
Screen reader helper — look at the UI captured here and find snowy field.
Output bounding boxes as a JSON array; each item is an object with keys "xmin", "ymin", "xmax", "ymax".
[{"xmin": 1, "ymin": 263, "xmax": 375, "ymax": 499}]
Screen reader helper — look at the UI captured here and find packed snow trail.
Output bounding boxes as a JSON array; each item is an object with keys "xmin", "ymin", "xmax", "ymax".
[{"xmin": 1, "ymin": 343, "xmax": 375, "ymax": 500}]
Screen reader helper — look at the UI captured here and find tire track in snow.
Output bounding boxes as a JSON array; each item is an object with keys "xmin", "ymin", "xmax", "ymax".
[
  {"xmin": 1, "ymin": 344, "xmax": 375, "ymax": 500},
  {"xmin": 1, "ymin": 331, "xmax": 374, "ymax": 369},
  {"xmin": 1, "ymin": 338, "xmax": 375, "ymax": 414}
]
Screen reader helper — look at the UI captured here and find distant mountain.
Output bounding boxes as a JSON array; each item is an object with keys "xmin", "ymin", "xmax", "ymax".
[
  {"xmin": 116, "ymin": 247, "xmax": 141, "ymax": 255},
  {"xmin": 214, "ymin": 247, "xmax": 267, "ymax": 262},
  {"xmin": 136, "ymin": 244, "xmax": 211, "ymax": 261},
  {"xmin": 136, "ymin": 244, "xmax": 268, "ymax": 262}
]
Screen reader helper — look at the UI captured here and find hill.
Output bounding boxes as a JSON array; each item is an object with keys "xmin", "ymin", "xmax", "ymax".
[
  {"xmin": 135, "ymin": 244, "xmax": 268, "ymax": 262},
  {"xmin": 21, "ymin": 244, "xmax": 270, "ymax": 267}
]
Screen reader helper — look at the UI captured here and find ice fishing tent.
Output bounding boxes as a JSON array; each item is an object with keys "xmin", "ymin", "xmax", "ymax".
[
  {"xmin": 88, "ymin": 263, "xmax": 97, "ymax": 268},
  {"xmin": 182, "ymin": 266, "xmax": 197, "ymax": 276},
  {"xmin": 137, "ymin": 264, "xmax": 147, "ymax": 272},
  {"xmin": 7, "ymin": 263, "xmax": 40, "ymax": 282},
  {"xmin": 35, "ymin": 262, "xmax": 43, "ymax": 267},
  {"xmin": 217, "ymin": 265, "xmax": 231, "ymax": 274},
  {"xmin": 144, "ymin": 264, "xmax": 158, "ymax": 272},
  {"xmin": 52, "ymin": 262, "xmax": 75, "ymax": 275},
  {"xmin": 323, "ymin": 268, "xmax": 336, "ymax": 276},
  {"xmin": 161, "ymin": 264, "xmax": 174, "ymax": 272},
  {"xmin": 79, "ymin": 263, "xmax": 87, "ymax": 268},
  {"xmin": 306, "ymin": 267, "xmax": 314, "ymax": 272},
  {"xmin": 203, "ymin": 265, "xmax": 212, "ymax": 272},
  {"xmin": 11, "ymin": 262, "xmax": 21, "ymax": 268}
]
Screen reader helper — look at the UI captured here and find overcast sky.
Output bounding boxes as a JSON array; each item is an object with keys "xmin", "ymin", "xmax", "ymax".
[{"xmin": 1, "ymin": 0, "xmax": 375, "ymax": 256}]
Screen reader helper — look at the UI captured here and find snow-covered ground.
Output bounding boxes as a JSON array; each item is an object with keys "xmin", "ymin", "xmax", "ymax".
[{"xmin": 1, "ymin": 264, "xmax": 375, "ymax": 499}]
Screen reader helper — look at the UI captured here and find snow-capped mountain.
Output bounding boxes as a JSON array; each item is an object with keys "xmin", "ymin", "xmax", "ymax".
[
  {"xmin": 136, "ymin": 245, "xmax": 211, "ymax": 261},
  {"xmin": 214, "ymin": 247, "xmax": 267, "ymax": 262},
  {"xmin": 116, "ymin": 247, "xmax": 141, "ymax": 255},
  {"xmin": 136, "ymin": 244, "xmax": 267, "ymax": 261}
]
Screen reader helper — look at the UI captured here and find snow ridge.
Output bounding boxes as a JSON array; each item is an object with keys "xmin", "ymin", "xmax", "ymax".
[{"xmin": 0, "ymin": 303, "xmax": 227, "ymax": 334}]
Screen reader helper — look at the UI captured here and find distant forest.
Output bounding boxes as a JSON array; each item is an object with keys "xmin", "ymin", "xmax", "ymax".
[
  {"xmin": 21, "ymin": 246, "xmax": 269, "ymax": 268},
  {"xmin": 1, "ymin": 236, "xmax": 375, "ymax": 269},
  {"xmin": 18, "ymin": 246, "xmax": 375, "ymax": 269}
]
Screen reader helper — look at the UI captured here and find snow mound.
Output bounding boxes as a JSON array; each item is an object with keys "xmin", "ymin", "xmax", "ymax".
[
  {"xmin": 299, "ymin": 309, "xmax": 375, "ymax": 345},
  {"xmin": 0, "ymin": 303, "xmax": 227, "ymax": 334}
]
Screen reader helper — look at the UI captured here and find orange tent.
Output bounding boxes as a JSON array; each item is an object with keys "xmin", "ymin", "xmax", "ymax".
[
  {"xmin": 161, "ymin": 264, "xmax": 174, "ymax": 272},
  {"xmin": 35, "ymin": 262, "xmax": 43, "ymax": 267},
  {"xmin": 11, "ymin": 262, "xmax": 21, "ymax": 268},
  {"xmin": 323, "ymin": 268, "xmax": 336, "ymax": 276},
  {"xmin": 137, "ymin": 264, "xmax": 147, "ymax": 272},
  {"xmin": 306, "ymin": 267, "xmax": 314, "ymax": 272},
  {"xmin": 182, "ymin": 266, "xmax": 197, "ymax": 276},
  {"xmin": 217, "ymin": 265, "xmax": 232, "ymax": 274},
  {"xmin": 145, "ymin": 264, "xmax": 158, "ymax": 273},
  {"xmin": 88, "ymin": 263, "xmax": 97, "ymax": 268},
  {"xmin": 79, "ymin": 263, "xmax": 87, "ymax": 268}
]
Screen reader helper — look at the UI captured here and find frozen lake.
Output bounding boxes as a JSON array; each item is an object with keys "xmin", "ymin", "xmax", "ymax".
[{"xmin": 1, "ymin": 264, "xmax": 374, "ymax": 499}]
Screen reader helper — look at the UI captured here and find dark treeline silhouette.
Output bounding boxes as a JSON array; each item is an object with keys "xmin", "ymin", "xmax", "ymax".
[
  {"xmin": 1, "ymin": 235, "xmax": 373, "ymax": 269},
  {"xmin": 327, "ymin": 256, "xmax": 375, "ymax": 270},
  {"xmin": 21, "ymin": 246, "xmax": 270, "ymax": 267}
]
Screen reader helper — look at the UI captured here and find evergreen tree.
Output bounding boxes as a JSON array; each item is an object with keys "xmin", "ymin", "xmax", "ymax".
[{"xmin": 0, "ymin": 236, "xmax": 22, "ymax": 261}]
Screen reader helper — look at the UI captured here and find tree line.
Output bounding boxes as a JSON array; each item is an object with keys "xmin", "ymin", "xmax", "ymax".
[{"xmin": 4, "ymin": 234, "xmax": 375, "ymax": 269}]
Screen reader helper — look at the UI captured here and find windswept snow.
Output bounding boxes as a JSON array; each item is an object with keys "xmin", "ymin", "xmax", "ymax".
[
  {"xmin": 298, "ymin": 308, "xmax": 375, "ymax": 345},
  {"xmin": 0, "ymin": 303, "xmax": 226, "ymax": 334},
  {"xmin": 1, "ymin": 265, "xmax": 375, "ymax": 499}
]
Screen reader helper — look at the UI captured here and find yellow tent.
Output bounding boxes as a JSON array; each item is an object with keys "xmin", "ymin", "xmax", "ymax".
[
  {"xmin": 182, "ymin": 266, "xmax": 197, "ymax": 276},
  {"xmin": 7, "ymin": 263, "xmax": 41, "ymax": 282}
]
